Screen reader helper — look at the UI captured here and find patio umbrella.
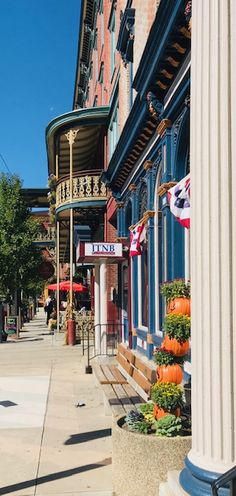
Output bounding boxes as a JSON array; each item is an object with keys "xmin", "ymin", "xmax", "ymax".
[{"xmin": 47, "ymin": 281, "xmax": 88, "ymax": 292}]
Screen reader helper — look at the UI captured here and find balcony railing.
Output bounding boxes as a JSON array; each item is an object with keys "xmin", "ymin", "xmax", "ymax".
[
  {"xmin": 56, "ymin": 172, "xmax": 107, "ymax": 209},
  {"xmin": 35, "ymin": 227, "xmax": 56, "ymax": 243}
]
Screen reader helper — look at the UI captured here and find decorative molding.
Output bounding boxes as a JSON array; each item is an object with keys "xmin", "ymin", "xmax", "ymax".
[
  {"xmin": 143, "ymin": 160, "xmax": 153, "ymax": 171},
  {"xmin": 157, "ymin": 119, "xmax": 172, "ymax": 136},
  {"xmin": 157, "ymin": 181, "xmax": 177, "ymax": 197},
  {"xmin": 146, "ymin": 92, "xmax": 163, "ymax": 122},
  {"xmin": 65, "ymin": 128, "xmax": 79, "ymax": 146},
  {"xmin": 128, "ymin": 183, "xmax": 136, "ymax": 192},
  {"xmin": 173, "ymin": 111, "xmax": 185, "ymax": 146},
  {"xmin": 116, "ymin": 202, "xmax": 124, "ymax": 209},
  {"xmin": 185, "ymin": 94, "xmax": 190, "ymax": 108}
]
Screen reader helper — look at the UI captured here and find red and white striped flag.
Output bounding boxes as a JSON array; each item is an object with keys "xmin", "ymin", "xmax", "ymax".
[
  {"xmin": 168, "ymin": 174, "xmax": 190, "ymax": 229},
  {"xmin": 129, "ymin": 222, "xmax": 146, "ymax": 256}
]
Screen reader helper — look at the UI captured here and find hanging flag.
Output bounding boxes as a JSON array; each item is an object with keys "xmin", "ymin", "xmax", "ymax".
[
  {"xmin": 168, "ymin": 174, "xmax": 190, "ymax": 228},
  {"xmin": 129, "ymin": 222, "xmax": 146, "ymax": 256}
]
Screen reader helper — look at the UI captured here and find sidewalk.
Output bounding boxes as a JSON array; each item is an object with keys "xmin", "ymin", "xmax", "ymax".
[{"xmin": 0, "ymin": 309, "xmax": 113, "ymax": 496}]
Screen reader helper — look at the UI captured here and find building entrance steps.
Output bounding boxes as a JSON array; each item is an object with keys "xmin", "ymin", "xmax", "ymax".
[{"xmin": 0, "ymin": 308, "xmax": 112, "ymax": 495}]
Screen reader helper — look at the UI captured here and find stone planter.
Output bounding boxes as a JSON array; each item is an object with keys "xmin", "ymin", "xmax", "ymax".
[{"xmin": 112, "ymin": 416, "xmax": 191, "ymax": 496}]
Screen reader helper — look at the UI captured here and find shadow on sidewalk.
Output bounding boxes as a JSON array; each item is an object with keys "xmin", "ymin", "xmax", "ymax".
[
  {"xmin": 0, "ymin": 458, "xmax": 112, "ymax": 495},
  {"xmin": 64, "ymin": 428, "xmax": 112, "ymax": 445}
]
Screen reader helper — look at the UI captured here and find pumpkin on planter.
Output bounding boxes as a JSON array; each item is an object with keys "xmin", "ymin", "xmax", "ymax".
[
  {"xmin": 163, "ymin": 313, "xmax": 191, "ymax": 357},
  {"xmin": 153, "ymin": 347, "xmax": 184, "ymax": 383},
  {"xmin": 162, "ymin": 335, "xmax": 190, "ymax": 357},
  {"xmin": 160, "ymin": 279, "xmax": 191, "ymax": 315},
  {"xmin": 157, "ymin": 363, "xmax": 183, "ymax": 384},
  {"xmin": 168, "ymin": 297, "xmax": 191, "ymax": 316},
  {"xmin": 151, "ymin": 382, "xmax": 184, "ymax": 419}
]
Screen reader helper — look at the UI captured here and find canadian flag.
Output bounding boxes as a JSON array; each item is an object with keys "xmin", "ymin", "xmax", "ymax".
[{"xmin": 129, "ymin": 222, "xmax": 146, "ymax": 256}]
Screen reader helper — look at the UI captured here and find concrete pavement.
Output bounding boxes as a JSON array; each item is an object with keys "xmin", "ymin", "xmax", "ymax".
[{"xmin": 0, "ymin": 309, "xmax": 113, "ymax": 496}]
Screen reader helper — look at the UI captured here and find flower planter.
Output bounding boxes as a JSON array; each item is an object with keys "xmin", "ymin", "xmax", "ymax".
[
  {"xmin": 156, "ymin": 363, "xmax": 183, "ymax": 384},
  {"xmin": 112, "ymin": 415, "xmax": 191, "ymax": 496},
  {"xmin": 162, "ymin": 335, "xmax": 190, "ymax": 357},
  {"xmin": 167, "ymin": 297, "xmax": 191, "ymax": 316}
]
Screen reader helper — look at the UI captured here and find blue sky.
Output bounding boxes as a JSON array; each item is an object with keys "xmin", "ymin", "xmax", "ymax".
[{"xmin": 0, "ymin": 0, "xmax": 81, "ymax": 188}]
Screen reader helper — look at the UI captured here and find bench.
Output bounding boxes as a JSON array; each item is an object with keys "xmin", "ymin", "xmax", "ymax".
[
  {"xmin": 116, "ymin": 343, "xmax": 157, "ymax": 401},
  {"xmin": 94, "ymin": 363, "xmax": 144, "ymax": 417}
]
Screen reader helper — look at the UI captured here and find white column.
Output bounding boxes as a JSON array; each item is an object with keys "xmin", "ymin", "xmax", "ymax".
[
  {"xmin": 187, "ymin": 0, "xmax": 236, "ymax": 476},
  {"xmin": 100, "ymin": 262, "xmax": 107, "ymax": 355},
  {"xmin": 94, "ymin": 264, "xmax": 101, "ymax": 354}
]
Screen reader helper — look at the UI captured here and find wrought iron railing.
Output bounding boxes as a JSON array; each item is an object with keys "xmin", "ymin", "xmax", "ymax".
[
  {"xmin": 211, "ymin": 466, "xmax": 236, "ymax": 495},
  {"xmin": 35, "ymin": 227, "xmax": 56, "ymax": 243},
  {"xmin": 56, "ymin": 171, "xmax": 107, "ymax": 209}
]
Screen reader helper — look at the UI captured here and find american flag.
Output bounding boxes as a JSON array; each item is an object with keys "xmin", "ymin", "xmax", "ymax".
[
  {"xmin": 168, "ymin": 174, "xmax": 190, "ymax": 229},
  {"xmin": 129, "ymin": 222, "xmax": 146, "ymax": 256}
]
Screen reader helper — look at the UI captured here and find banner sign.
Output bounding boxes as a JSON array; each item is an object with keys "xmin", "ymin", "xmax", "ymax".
[
  {"xmin": 5, "ymin": 316, "xmax": 18, "ymax": 335},
  {"xmin": 84, "ymin": 243, "xmax": 123, "ymax": 257}
]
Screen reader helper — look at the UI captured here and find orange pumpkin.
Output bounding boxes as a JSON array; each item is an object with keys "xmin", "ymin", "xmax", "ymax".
[
  {"xmin": 153, "ymin": 403, "xmax": 181, "ymax": 420},
  {"xmin": 157, "ymin": 364, "xmax": 183, "ymax": 384},
  {"xmin": 168, "ymin": 297, "xmax": 191, "ymax": 316},
  {"xmin": 162, "ymin": 335, "xmax": 190, "ymax": 357}
]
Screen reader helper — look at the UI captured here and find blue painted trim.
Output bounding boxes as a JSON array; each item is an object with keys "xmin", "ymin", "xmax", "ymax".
[
  {"xmin": 56, "ymin": 200, "xmax": 106, "ymax": 215},
  {"xmin": 180, "ymin": 457, "xmax": 229, "ymax": 496},
  {"xmin": 147, "ymin": 216, "xmax": 155, "ymax": 335},
  {"xmin": 133, "ymin": 0, "xmax": 184, "ymax": 98},
  {"xmin": 136, "ymin": 328, "xmax": 147, "ymax": 339},
  {"xmin": 136, "ymin": 345, "xmax": 147, "ymax": 356}
]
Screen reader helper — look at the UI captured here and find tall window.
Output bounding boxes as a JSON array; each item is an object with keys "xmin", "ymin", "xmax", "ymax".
[
  {"xmin": 109, "ymin": 101, "xmax": 119, "ymax": 158},
  {"xmin": 137, "ymin": 183, "xmax": 148, "ymax": 329},
  {"xmin": 109, "ymin": 10, "xmax": 116, "ymax": 79}
]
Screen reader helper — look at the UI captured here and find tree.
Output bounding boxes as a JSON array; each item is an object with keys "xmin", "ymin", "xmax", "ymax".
[{"xmin": 0, "ymin": 173, "xmax": 42, "ymax": 302}]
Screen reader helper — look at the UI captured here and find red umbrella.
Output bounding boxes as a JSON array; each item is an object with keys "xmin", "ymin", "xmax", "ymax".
[{"xmin": 47, "ymin": 281, "xmax": 88, "ymax": 292}]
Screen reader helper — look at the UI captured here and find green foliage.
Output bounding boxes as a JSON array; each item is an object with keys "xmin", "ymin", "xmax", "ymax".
[
  {"xmin": 151, "ymin": 382, "xmax": 184, "ymax": 412},
  {"xmin": 164, "ymin": 313, "xmax": 191, "ymax": 343},
  {"xmin": 139, "ymin": 402, "xmax": 155, "ymax": 423},
  {"xmin": 124, "ymin": 410, "xmax": 152, "ymax": 434},
  {"xmin": 0, "ymin": 173, "xmax": 42, "ymax": 300},
  {"xmin": 155, "ymin": 414, "xmax": 182, "ymax": 437},
  {"xmin": 153, "ymin": 347, "xmax": 176, "ymax": 366},
  {"xmin": 160, "ymin": 280, "xmax": 190, "ymax": 302}
]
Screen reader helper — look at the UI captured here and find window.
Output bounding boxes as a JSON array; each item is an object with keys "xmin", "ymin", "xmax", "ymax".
[
  {"xmin": 94, "ymin": 28, "xmax": 98, "ymax": 50},
  {"xmin": 98, "ymin": 62, "xmax": 104, "ymax": 84},
  {"xmin": 98, "ymin": 0, "xmax": 103, "ymax": 14},
  {"xmin": 109, "ymin": 10, "xmax": 116, "ymax": 78},
  {"xmin": 109, "ymin": 101, "xmax": 119, "ymax": 158},
  {"xmin": 89, "ymin": 62, "xmax": 93, "ymax": 80}
]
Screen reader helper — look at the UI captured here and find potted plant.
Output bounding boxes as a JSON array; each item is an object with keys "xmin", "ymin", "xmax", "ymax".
[
  {"xmin": 155, "ymin": 414, "xmax": 182, "ymax": 437},
  {"xmin": 151, "ymin": 381, "xmax": 184, "ymax": 419},
  {"xmin": 160, "ymin": 279, "xmax": 191, "ymax": 316},
  {"xmin": 153, "ymin": 347, "xmax": 183, "ymax": 384},
  {"xmin": 162, "ymin": 313, "xmax": 190, "ymax": 356}
]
